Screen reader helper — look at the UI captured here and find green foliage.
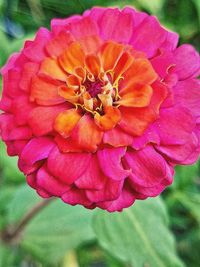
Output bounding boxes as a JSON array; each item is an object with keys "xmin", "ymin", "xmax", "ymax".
[{"xmin": 93, "ymin": 197, "xmax": 184, "ymax": 267}]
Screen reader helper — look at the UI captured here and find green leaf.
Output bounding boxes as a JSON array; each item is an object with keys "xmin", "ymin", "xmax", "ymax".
[
  {"xmin": 0, "ymin": 141, "xmax": 24, "ymax": 184},
  {"xmin": 136, "ymin": 0, "xmax": 165, "ymax": 14},
  {"xmin": 93, "ymin": 197, "xmax": 184, "ymax": 267},
  {"xmin": 7, "ymin": 185, "xmax": 95, "ymax": 264},
  {"xmin": 174, "ymin": 192, "xmax": 200, "ymax": 225},
  {"xmin": 0, "ymin": 243, "xmax": 15, "ymax": 267}
]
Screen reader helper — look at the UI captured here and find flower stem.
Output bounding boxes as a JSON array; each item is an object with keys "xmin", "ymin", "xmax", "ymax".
[{"xmin": 0, "ymin": 198, "xmax": 54, "ymax": 245}]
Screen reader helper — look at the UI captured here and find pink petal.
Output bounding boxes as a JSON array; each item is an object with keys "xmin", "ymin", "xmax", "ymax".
[
  {"xmin": 0, "ymin": 53, "xmax": 19, "ymax": 75},
  {"xmin": 36, "ymin": 165, "xmax": 70, "ymax": 196},
  {"xmin": 173, "ymin": 79, "xmax": 200, "ymax": 117},
  {"xmin": 125, "ymin": 145, "xmax": 173, "ymax": 187},
  {"xmin": 103, "ymin": 127, "xmax": 133, "ymax": 147},
  {"xmin": 155, "ymin": 106, "xmax": 195, "ymax": 145},
  {"xmin": 75, "ymin": 154, "xmax": 107, "ymax": 190},
  {"xmin": 97, "ymin": 147, "xmax": 131, "ymax": 181},
  {"xmin": 6, "ymin": 140, "xmax": 28, "ymax": 156},
  {"xmin": 12, "ymin": 95, "xmax": 36, "ymax": 125},
  {"xmin": 173, "ymin": 44, "xmax": 200, "ymax": 80},
  {"xmin": 45, "ymin": 30, "xmax": 74, "ymax": 57},
  {"xmin": 69, "ymin": 16, "xmax": 99, "ymax": 40},
  {"xmin": 62, "ymin": 187, "xmax": 92, "ymax": 206},
  {"xmin": 132, "ymin": 125, "xmax": 160, "ymax": 150},
  {"xmin": 18, "ymin": 137, "xmax": 55, "ymax": 174},
  {"xmin": 130, "ymin": 16, "xmax": 167, "ymax": 58},
  {"xmin": 159, "ymin": 31, "xmax": 179, "ymax": 51},
  {"xmin": 122, "ymin": 6, "xmax": 147, "ymax": 28},
  {"xmin": 156, "ymin": 132, "xmax": 199, "ymax": 164},
  {"xmin": 98, "ymin": 184, "xmax": 135, "ymax": 212},
  {"xmin": 150, "ymin": 49, "xmax": 176, "ymax": 78},
  {"xmin": 3, "ymin": 69, "xmax": 22, "ymax": 98},
  {"xmin": 51, "ymin": 15, "xmax": 81, "ymax": 35},
  {"xmin": 9, "ymin": 126, "xmax": 32, "ymax": 140},
  {"xmin": 19, "ymin": 62, "xmax": 39, "ymax": 91},
  {"xmin": 23, "ymin": 28, "xmax": 51, "ymax": 62},
  {"xmin": 0, "ymin": 114, "xmax": 15, "ymax": 141},
  {"xmin": 47, "ymin": 147, "xmax": 91, "ymax": 185},
  {"xmin": 86, "ymin": 179, "xmax": 124, "ymax": 202},
  {"xmin": 28, "ymin": 104, "xmax": 67, "ymax": 136},
  {"xmin": 98, "ymin": 8, "xmax": 133, "ymax": 43}
]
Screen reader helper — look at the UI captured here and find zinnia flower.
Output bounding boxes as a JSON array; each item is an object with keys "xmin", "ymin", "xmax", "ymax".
[{"xmin": 0, "ymin": 7, "xmax": 200, "ymax": 212}]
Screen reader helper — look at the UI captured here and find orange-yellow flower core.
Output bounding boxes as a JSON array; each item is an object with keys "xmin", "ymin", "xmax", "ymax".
[{"xmin": 40, "ymin": 40, "xmax": 158, "ymax": 136}]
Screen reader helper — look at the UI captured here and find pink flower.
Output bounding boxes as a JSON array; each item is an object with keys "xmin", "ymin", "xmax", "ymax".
[{"xmin": 0, "ymin": 7, "xmax": 200, "ymax": 212}]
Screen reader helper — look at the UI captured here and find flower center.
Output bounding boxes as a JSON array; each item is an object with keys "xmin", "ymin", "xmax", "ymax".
[{"xmin": 84, "ymin": 79, "xmax": 103, "ymax": 98}]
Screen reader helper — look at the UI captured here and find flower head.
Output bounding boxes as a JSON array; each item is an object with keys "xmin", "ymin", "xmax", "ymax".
[{"xmin": 0, "ymin": 7, "xmax": 200, "ymax": 211}]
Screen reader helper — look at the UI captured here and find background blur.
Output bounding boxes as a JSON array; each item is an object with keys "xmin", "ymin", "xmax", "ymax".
[{"xmin": 0, "ymin": 1, "xmax": 200, "ymax": 267}]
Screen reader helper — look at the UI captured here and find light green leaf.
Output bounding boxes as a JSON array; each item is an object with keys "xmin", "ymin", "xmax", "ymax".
[
  {"xmin": 0, "ymin": 243, "xmax": 15, "ymax": 267},
  {"xmin": 93, "ymin": 197, "xmax": 184, "ymax": 267},
  {"xmin": 136, "ymin": 0, "xmax": 165, "ymax": 14},
  {"xmin": 0, "ymin": 141, "xmax": 24, "ymax": 184},
  {"xmin": 8, "ymin": 185, "xmax": 95, "ymax": 264}
]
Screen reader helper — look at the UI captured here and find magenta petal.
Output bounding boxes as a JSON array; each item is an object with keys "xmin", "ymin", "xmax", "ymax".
[
  {"xmin": 103, "ymin": 127, "xmax": 133, "ymax": 147},
  {"xmin": 47, "ymin": 147, "xmax": 91, "ymax": 185},
  {"xmin": 51, "ymin": 15, "xmax": 81, "ymax": 35},
  {"xmin": 75, "ymin": 154, "xmax": 107, "ymax": 190},
  {"xmin": 6, "ymin": 140, "xmax": 28, "ymax": 156},
  {"xmin": 0, "ymin": 53, "xmax": 19, "ymax": 75},
  {"xmin": 36, "ymin": 165, "xmax": 70, "ymax": 196},
  {"xmin": 69, "ymin": 16, "xmax": 99, "ymax": 40},
  {"xmin": 130, "ymin": 16, "xmax": 167, "ymax": 57},
  {"xmin": 132, "ymin": 125, "xmax": 160, "ymax": 150},
  {"xmin": 86, "ymin": 179, "xmax": 124, "ymax": 202},
  {"xmin": 28, "ymin": 104, "xmax": 67, "ymax": 136},
  {"xmin": 173, "ymin": 79, "xmax": 200, "ymax": 117},
  {"xmin": 160, "ymin": 31, "xmax": 179, "ymax": 51},
  {"xmin": 150, "ymin": 50, "xmax": 175, "ymax": 78},
  {"xmin": 97, "ymin": 147, "xmax": 131, "ymax": 181},
  {"xmin": 98, "ymin": 185, "xmax": 135, "ymax": 212},
  {"xmin": 122, "ymin": 6, "xmax": 147, "ymax": 28},
  {"xmin": 155, "ymin": 106, "xmax": 195, "ymax": 145},
  {"xmin": 23, "ymin": 28, "xmax": 51, "ymax": 62},
  {"xmin": 95, "ymin": 8, "xmax": 133, "ymax": 43},
  {"xmin": 9, "ymin": 126, "xmax": 32, "ymax": 140},
  {"xmin": 125, "ymin": 145, "xmax": 173, "ymax": 187},
  {"xmin": 62, "ymin": 187, "xmax": 92, "ymax": 206},
  {"xmin": 18, "ymin": 137, "xmax": 55, "ymax": 174},
  {"xmin": 0, "ymin": 114, "xmax": 15, "ymax": 141},
  {"xmin": 12, "ymin": 96, "xmax": 35, "ymax": 126},
  {"xmin": 173, "ymin": 44, "xmax": 200, "ymax": 80},
  {"xmin": 156, "ymin": 132, "xmax": 199, "ymax": 164}
]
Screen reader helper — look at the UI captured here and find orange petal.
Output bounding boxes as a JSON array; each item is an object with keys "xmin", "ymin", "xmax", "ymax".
[
  {"xmin": 66, "ymin": 75, "xmax": 80, "ymax": 89},
  {"xmin": 39, "ymin": 57, "xmax": 66, "ymax": 81},
  {"xmin": 113, "ymin": 51, "xmax": 134, "ymax": 82},
  {"xmin": 85, "ymin": 54, "xmax": 101, "ymax": 77},
  {"xmin": 119, "ymin": 106, "xmax": 156, "ymax": 136},
  {"xmin": 79, "ymin": 35, "xmax": 102, "ymax": 54},
  {"xmin": 59, "ymin": 42, "xmax": 85, "ymax": 73},
  {"xmin": 58, "ymin": 85, "xmax": 79, "ymax": 104},
  {"xmin": 100, "ymin": 41, "xmax": 124, "ymax": 71},
  {"xmin": 119, "ymin": 81, "xmax": 168, "ymax": 136},
  {"xmin": 120, "ymin": 58, "xmax": 158, "ymax": 93},
  {"xmin": 30, "ymin": 76, "xmax": 64, "ymax": 105},
  {"xmin": 94, "ymin": 106, "xmax": 121, "ymax": 131},
  {"xmin": 117, "ymin": 84, "xmax": 153, "ymax": 107},
  {"xmin": 103, "ymin": 126, "xmax": 133, "ymax": 147},
  {"xmin": 71, "ymin": 115, "xmax": 103, "ymax": 152},
  {"xmin": 54, "ymin": 109, "xmax": 81, "ymax": 138},
  {"xmin": 45, "ymin": 31, "xmax": 74, "ymax": 57}
]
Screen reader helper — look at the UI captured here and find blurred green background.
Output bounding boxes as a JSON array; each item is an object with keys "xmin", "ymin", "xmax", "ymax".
[{"xmin": 0, "ymin": 1, "xmax": 200, "ymax": 267}]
